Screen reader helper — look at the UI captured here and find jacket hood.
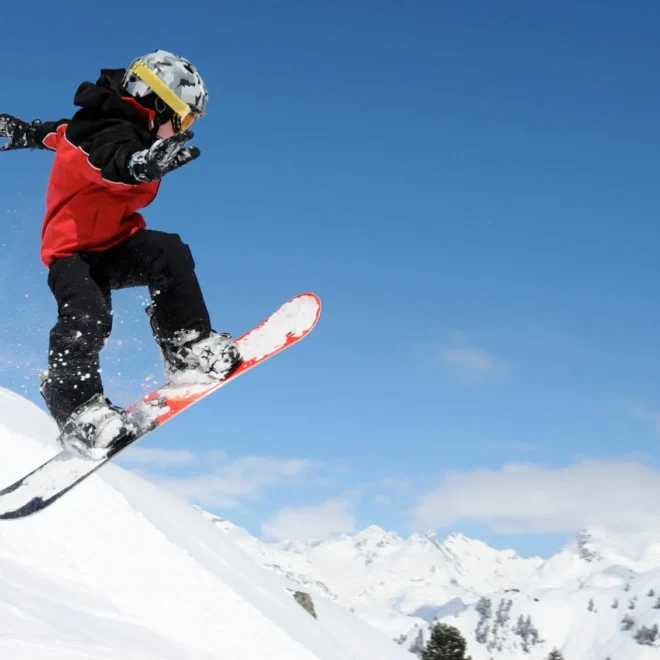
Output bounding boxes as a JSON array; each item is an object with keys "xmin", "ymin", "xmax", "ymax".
[{"xmin": 73, "ymin": 68, "xmax": 154, "ymax": 127}]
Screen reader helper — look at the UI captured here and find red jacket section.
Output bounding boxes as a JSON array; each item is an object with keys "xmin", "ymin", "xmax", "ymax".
[
  {"xmin": 39, "ymin": 124, "xmax": 159, "ymax": 266},
  {"xmin": 35, "ymin": 70, "xmax": 162, "ymax": 267}
]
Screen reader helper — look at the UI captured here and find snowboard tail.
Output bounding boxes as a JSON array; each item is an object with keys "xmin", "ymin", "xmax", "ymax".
[{"xmin": 0, "ymin": 292, "xmax": 321, "ymax": 520}]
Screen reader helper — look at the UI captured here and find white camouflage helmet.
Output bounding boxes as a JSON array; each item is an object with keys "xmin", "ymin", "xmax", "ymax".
[{"xmin": 122, "ymin": 49, "xmax": 208, "ymax": 119}]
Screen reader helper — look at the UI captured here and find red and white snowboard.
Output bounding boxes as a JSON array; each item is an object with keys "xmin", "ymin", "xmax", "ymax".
[{"xmin": 0, "ymin": 292, "xmax": 321, "ymax": 520}]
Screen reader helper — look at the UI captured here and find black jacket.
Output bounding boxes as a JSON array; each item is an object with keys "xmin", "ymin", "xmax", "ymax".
[{"xmin": 35, "ymin": 68, "xmax": 158, "ymax": 185}]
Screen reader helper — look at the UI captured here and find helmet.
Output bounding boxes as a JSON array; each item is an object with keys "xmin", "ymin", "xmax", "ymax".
[{"xmin": 122, "ymin": 49, "xmax": 208, "ymax": 131}]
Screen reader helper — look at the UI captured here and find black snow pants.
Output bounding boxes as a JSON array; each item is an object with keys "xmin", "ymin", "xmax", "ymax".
[{"xmin": 44, "ymin": 229, "xmax": 212, "ymax": 426}]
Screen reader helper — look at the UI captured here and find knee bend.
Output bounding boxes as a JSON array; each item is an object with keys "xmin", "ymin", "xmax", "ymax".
[{"xmin": 152, "ymin": 232, "xmax": 196, "ymax": 277}]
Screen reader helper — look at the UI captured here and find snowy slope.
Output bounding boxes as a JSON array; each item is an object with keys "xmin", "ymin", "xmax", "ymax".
[
  {"xmin": 202, "ymin": 512, "xmax": 660, "ymax": 659},
  {"xmin": 0, "ymin": 386, "xmax": 410, "ymax": 660}
]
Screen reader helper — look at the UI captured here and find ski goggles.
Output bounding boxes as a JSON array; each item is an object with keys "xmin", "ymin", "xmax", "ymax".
[{"xmin": 130, "ymin": 61, "xmax": 201, "ymax": 132}]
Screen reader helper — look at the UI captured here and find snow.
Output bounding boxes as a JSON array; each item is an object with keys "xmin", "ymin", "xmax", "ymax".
[
  {"xmin": 3, "ymin": 375, "xmax": 660, "ymax": 659},
  {"xmin": 0, "ymin": 386, "xmax": 408, "ymax": 660},
  {"xmin": 423, "ymin": 570, "xmax": 660, "ymax": 660},
  {"xmin": 202, "ymin": 514, "xmax": 660, "ymax": 659},
  {"xmin": 239, "ymin": 292, "xmax": 321, "ymax": 362}
]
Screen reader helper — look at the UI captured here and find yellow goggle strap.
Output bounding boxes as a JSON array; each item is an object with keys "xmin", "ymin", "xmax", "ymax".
[{"xmin": 130, "ymin": 61, "xmax": 197, "ymax": 129}]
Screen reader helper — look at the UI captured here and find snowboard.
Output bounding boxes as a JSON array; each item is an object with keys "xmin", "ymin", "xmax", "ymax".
[{"xmin": 0, "ymin": 292, "xmax": 321, "ymax": 520}]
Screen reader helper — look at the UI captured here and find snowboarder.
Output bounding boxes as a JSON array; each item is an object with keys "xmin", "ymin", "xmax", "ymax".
[{"xmin": 0, "ymin": 49, "xmax": 242, "ymax": 458}]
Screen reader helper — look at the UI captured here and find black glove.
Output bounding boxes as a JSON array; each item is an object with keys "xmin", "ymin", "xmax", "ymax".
[
  {"xmin": 128, "ymin": 130, "xmax": 200, "ymax": 183},
  {"xmin": 0, "ymin": 115, "xmax": 42, "ymax": 151}
]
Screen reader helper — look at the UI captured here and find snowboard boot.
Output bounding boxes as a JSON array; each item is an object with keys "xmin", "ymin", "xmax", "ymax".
[
  {"xmin": 39, "ymin": 370, "xmax": 128, "ymax": 460},
  {"xmin": 57, "ymin": 394, "xmax": 129, "ymax": 460},
  {"xmin": 146, "ymin": 306, "xmax": 243, "ymax": 385}
]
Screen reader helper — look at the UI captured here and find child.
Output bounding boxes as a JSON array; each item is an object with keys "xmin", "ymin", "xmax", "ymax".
[{"xmin": 0, "ymin": 49, "xmax": 242, "ymax": 457}]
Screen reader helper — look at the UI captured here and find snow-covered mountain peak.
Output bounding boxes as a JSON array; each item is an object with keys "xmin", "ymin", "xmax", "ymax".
[
  {"xmin": 352, "ymin": 524, "xmax": 403, "ymax": 548},
  {"xmin": 441, "ymin": 532, "xmax": 509, "ymax": 557},
  {"xmin": 561, "ymin": 527, "xmax": 660, "ymax": 569},
  {"xmin": 574, "ymin": 527, "xmax": 608, "ymax": 562},
  {"xmin": 414, "ymin": 531, "xmax": 530, "ymax": 573},
  {"xmin": 562, "ymin": 527, "xmax": 629, "ymax": 563},
  {"xmin": 408, "ymin": 529, "xmax": 441, "ymax": 548},
  {"xmin": 271, "ymin": 525, "xmax": 404, "ymax": 558},
  {"xmin": 523, "ymin": 527, "xmax": 660, "ymax": 595}
]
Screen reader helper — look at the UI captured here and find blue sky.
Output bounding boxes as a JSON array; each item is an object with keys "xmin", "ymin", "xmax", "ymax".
[{"xmin": 1, "ymin": 0, "xmax": 660, "ymax": 558}]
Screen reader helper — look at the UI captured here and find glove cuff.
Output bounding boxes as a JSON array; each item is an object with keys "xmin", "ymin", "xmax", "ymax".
[{"xmin": 128, "ymin": 150, "xmax": 157, "ymax": 183}]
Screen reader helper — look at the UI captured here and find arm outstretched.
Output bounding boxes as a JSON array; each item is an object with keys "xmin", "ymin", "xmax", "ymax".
[{"xmin": 0, "ymin": 115, "xmax": 68, "ymax": 151}]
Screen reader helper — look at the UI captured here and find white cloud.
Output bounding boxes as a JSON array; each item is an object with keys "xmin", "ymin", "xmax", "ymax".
[
  {"xmin": 438, "ymin": 347, "xmax": 502, "ymax": 384},
  {"xmin": 145, "ymin": 455, "xmax": 316, "ymax": 509},
  {"xmin": 411, "ymin": 458, "xmax": 660, "ymax": 534},
  {"xmin": 119, "ymin": 447, "xmax": 196, "ymax": 466},
  {"xmin": 261, "ymin": 498, "xmax": 357, "ymax": 542}
]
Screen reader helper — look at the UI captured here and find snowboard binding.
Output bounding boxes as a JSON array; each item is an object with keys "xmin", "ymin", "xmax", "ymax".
[
  {"xmin": 57, "ymin": 393, "xmax": 130, "ymax": 461},
  {"xmin": 145, "ymin": 305, "xmax": 242, "ymax": 384},
  {"xmin": 39, "ymin": 370, "xmax": 130, "ymax": 461}
]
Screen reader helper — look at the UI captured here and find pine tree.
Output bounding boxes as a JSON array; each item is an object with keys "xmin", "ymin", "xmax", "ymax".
[
  {"xmin": 495, "ymin": 599, "xmax": 513, "ymax": 627},
  {"xmin": 513, "ymin": 614, "xmax": 543, "ymax": 652},
  {"xmin": 409, "ymin": 629, "xmax": 425, "ymax": 657},
  {"xmin": 648, "ymin": 588, "xmax": 655, "ymax": 597},
  {"xmin": 475, "ymin": 597, "xmax": 492, "ymax": 644},
  {"xmin": 546, "ymin": 649, "xmax": 564, "ymax": 660},
  {"xmin": 485, "ymin": 598, "xmax": 512, "ymax": 653},
  {"xmin": 422, "ymin": 623, "xmax": 472, "ymax": 660},
  {"xmin": 475, "ymin": 597, "xmax": 492, "ymax": 619},
  {"xmin": 634, "ymin": 623, "xmax": 659, "ymax": 646},
  {"xmin": 621, "ymin": 614, "xmax": 635, "ymax": 631},
  {"xmin": 611, "ymin": 598, "xmax": 619, "ymax": 609},
  {"xmin": 654, "ymin": 596, "xmax": 660, "ymax": 610},
  {"xmin": 587, "ymin": 598, "xmax": 595, "ymax": 612}
]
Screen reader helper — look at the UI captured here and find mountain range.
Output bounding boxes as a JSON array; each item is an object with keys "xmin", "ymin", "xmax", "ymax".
[{"xmin": 202, "ymin": 511, "xmax": 660, "ymax": 659}]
